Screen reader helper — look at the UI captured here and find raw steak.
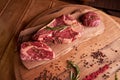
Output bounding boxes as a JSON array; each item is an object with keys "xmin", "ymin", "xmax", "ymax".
[
  {"xmin": 33, "ymin": 14, "xmax": 84, "ymax": 44},
  {"xmin": 19, "ymin": 10, "xmax": 105, "ymax": 69},
  {"xmin": 80, "ymin": 11, "xmax": 100, "ymax": 27},
  {"xmin": 20, "ymin": 41, "xmax": 55, "ymax": 61}
]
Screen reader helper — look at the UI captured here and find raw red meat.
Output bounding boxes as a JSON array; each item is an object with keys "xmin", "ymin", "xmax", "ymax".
[
  {"xmin": 33, "ymin": 29, "xmax": 54, "ymax": 44},
  {"xmin": 53, "ymin": 27, "xmax": 79, "ymax": 43},
  {"xmin": 20, "ymin": 41, "xmax": 55, "ymax": 61},
  {"xmin": 80, "ymin": 11, "xmax": 100, "ymax": 27},
  {"xmin": 33, "ymin": 14, "xmax": 83, "ymax": 44}
]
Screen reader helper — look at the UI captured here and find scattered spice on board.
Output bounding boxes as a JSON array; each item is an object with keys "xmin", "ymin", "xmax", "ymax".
[
  {"xmin": 114, "ymin": 50, "xmax": 118, "ymax": 53},
  {"xmin": 91, "ymin": 51, "xmax": 107, "ymax": 64},
  {"xmin": 102, "ymin": 74, "xmax": 110, "ymax": 79},
  {"xmin": 80, "ymin": 53, "xmax": 87, "ymax": 59},
  {"xmin": 91, "ymin": 51, "xmax": 106, "ymax": 59},
  {"xmin": 82, "ymin": 64, "xmax": 109, "ymax": 80},
  {"xmin": 34, "ymin": 69, "xmax": 62, "ymax": 80}
]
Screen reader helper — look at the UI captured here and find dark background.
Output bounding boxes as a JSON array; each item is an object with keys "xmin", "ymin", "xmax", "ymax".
[{"xmin": 60, "ymin": 0, "xmax": 120, "ymax": 17}]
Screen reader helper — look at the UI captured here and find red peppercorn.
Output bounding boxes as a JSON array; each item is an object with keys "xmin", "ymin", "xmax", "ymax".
[{"xmin": 82, "ymin": 64, "xmax": 109, "ymax": 80}]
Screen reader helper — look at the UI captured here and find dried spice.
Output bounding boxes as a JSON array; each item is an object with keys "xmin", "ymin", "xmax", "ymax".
[
  {"xmin": 115, "ymin": 50, "xmax": 118, "ymax": 53},
  {"xmin": 91, "ymin": 51, "xmax": 106, "ymax": 59},
  {"xmin": 34, "ymin": 69, "xmax": 62, "ymax": 80},
  {"xmin": 82, "ymin": 64, "xmax": 109, "ymax": 80},
  {"xmin": 91, "ymin": 51, "xmax": 106, "ymax": 64},
  {"xmin": 102, "ymin": 74, "xmax": 109, "ymax": 79}
]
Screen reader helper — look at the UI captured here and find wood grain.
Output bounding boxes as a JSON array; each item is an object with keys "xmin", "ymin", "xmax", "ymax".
[
  {"xmin": 0, "ymin": 0, "xmax": 32, "ymax": 80},
  {"xmin": 112, "ymin": 16, "xmax": 120, "ymax": 23},
  {"xmin": 0, "ymin": 0, "xmax": 31, "ymax": 59},
  {"xmin": 0, "ymin": 0, "xmax": 120, "ymax": 80},
  {"xmin": 0, "ymin": 0, "xmax": 10, "ymax": 16},
  {"xmin": 14, "ymin": 5, "xmax": 120, "ymax": 80}
]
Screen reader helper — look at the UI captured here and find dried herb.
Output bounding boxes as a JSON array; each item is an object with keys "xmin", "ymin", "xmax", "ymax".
[
  {"xmin": 67, "ymin": 60, "xmax": 80, "ymax": 80},
  {"xmin": 45, "ymin": 25, "xmax": 67, "ymax": 31},
  {"xmin": 115, "ymin": 72, "xmax": 118, "ymax": 80}
]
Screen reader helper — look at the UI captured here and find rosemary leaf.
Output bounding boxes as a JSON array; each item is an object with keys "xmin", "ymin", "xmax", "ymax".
[
  {"xmin": 115, "ymin": 72, "xmax": 118, "ymax": 80},
  {"xmin": 70, "ymin": 71, "xmax": 73, "ymax": 80},
  {"xmin": 67, "ymin": 60, "xmax": 80, "ymax": 80},
  {"xmin": 45, "ymin": 25, "xmax": 67, "ymax": 31}
]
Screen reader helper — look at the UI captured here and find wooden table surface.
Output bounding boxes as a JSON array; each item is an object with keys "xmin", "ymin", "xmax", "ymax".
[{"xmin": 0, "ymin": 0, "xmax": 120, "ymax": 80}]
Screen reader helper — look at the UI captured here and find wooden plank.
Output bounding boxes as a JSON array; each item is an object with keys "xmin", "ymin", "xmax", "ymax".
[
  {"xmin": 14, "ymin": 5, "xmax": 120, "ymax": 80},
  {"xmin": 0, "ymin": 0, "xmax": 32, "ymax": 80},
  {"xmin": 0, "ymin": 0, "xmax": 31, "ymax": 59},
  {"xmin": 0, "ymin": 0, "xmax": 10, "ymax": 14},
  {"xmin": 0, "ymin": 1, "xmax": 65, "ymax": 80},
  {"xmin": 83, "ymin": 0, "xmax": 120, "ymax": 11},
  {"xmin": 112, "ymin": 16, "xmax": 120, "ymax": 23},
  {"xmin": 21, "ymin": 0, "xmax": 53, "ymax": 29}
]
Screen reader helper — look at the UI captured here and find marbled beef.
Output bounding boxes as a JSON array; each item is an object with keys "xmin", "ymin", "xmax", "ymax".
[
  {"xmin": 80, "ymin": 11, "xmax": 100, "ymax": 27},
  {"xmin": 20, "ymin": 41, "xmax": 55, "ymax": 61},
  {"xmin": 33, "ymin": 14, "xmax": 83, "ymax": 44}
]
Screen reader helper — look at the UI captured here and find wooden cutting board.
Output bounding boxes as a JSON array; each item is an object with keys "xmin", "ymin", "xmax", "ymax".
[
  {"xmin": 19, "ymin": 5, "xmax": 105, "ymax": 69},
  {"xmin": 14, "ymin": 5, "xmax": 120, "ymax": 80}
]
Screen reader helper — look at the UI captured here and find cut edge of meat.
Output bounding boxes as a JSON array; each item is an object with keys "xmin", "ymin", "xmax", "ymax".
[{"xmin": 20, "ymin": 41, "xmax": 55, "ymax": 61}]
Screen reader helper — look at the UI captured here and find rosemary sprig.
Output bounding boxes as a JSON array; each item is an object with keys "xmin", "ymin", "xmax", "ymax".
[
  {"xmin": 45, "ymin": 25, "xmax": 67, "ymax": 31},
  {"xmin": 67, "ymin": 60, "xmax": 80, "ymax": 80},
  {"xmin": 115, "ymin": 72, "xmax": 118, "ymax": 80},
  {"xmin": 70, "ymin": 71, "xmax": 74, "ymax": 80}
]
